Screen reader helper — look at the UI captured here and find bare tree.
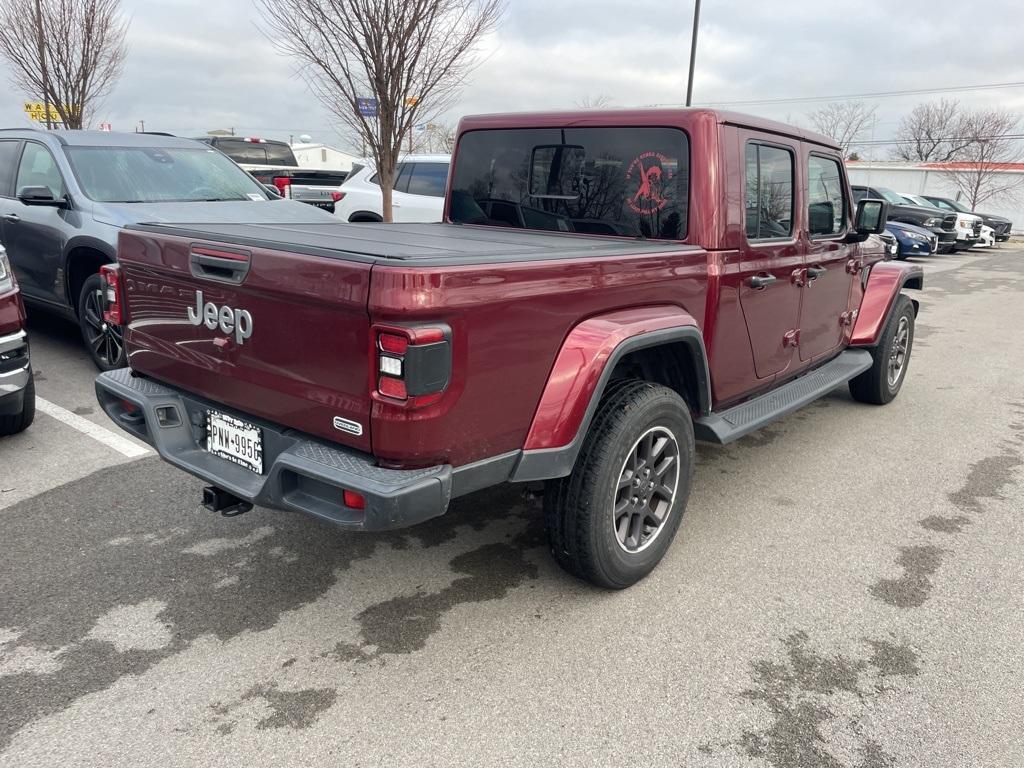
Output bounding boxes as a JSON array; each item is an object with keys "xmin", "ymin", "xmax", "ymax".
[
  {"xmin": 806, "ymin": 101, "xmax": 877, "ymax": 158},
  {"xmin": 943, "ymin": 108, "xmax": 1024, "ymax": 209},
  {"xmin": 575, "ymin": 94, "xmax": 613, "ymax": 110},
  {"xmin": 0, "ymin": 0, "xmax": 128, "ymax": 129},
  {"xmin": 257, "ymin": 0, "xmax": 504, "ymax": 222},
  {"xmin": 891, "ymin": 99, "xmax": 978, "ymax": 162},
  {"xmin": 413, "ymin": 122, "xmax": 457, "ymax": 154}
]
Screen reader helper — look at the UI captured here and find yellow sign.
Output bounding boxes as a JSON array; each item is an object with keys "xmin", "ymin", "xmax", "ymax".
[
  {"xmin": 404, "ymin": 96, "xmax": 420, "ymax": 107},
  {"xmin": 23, "ymin": 101, "xmax": 66, "ymax": 123}
]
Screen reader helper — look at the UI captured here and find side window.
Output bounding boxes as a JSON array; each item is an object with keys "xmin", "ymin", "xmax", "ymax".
[
  {"xmin": 405, "ymin": 163, "xmax": 448, "ymax": 198},
  {"xmin": 16, "ymin": 143, "xmax": 64, "ymax": 199},
  {"xmin": 851, "ymin": 187, "xmax": 867, "ymax": 203},
  {"xmin": 807, "ymin": 155, "xmax": 846, "ymax": 236},
  {"xmin": 370, "ymin": 164, "xmax": 410, "ymax": 190},
  {"xmin": 745, "ymin": 143, "xmax": 793, "ymax": 240},
  {"xmin": 393, "ymin": 163, "xmax": 412, "ymax": 193},
  {"xmin": 0, "ymin": 140, "xmax": 21, "ymax": 197}
]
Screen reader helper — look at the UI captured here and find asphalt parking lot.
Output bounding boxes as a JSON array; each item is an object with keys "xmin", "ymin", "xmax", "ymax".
[{"xmin": 1, "ymin": 248, "xmax": 1022, "ymax": 767}]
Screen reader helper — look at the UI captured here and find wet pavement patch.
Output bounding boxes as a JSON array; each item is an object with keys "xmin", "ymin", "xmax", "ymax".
[
  {"xmin": 918, "ymin": 515, "xmax": 971, "ymax": 534},
  {"xmin": 706, "ymin": 631, "xmax": 919, "ymax": 767},
  {"xmin": 947, "ymin": 451, "xmax": 1022, "ymax": 514},
  {"xmin": 869, "ymin": 545, "xmax": 945, "ymax": 609},
  {"xmin": 0, "ymin": 459, "xmax": 537, "ymax": 750},
  {"xmin": 334, "ymin": 525, "xmax": 543, "ymax": 660}
]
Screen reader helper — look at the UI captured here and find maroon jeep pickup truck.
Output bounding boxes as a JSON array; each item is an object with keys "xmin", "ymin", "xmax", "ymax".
[
  {"xmin": 0, "ymin": 244, "xmax": 34, "ymax": 436},
  {"xmin": 95, "ymin": 109, "xmax": 922, "ymax": 588}
]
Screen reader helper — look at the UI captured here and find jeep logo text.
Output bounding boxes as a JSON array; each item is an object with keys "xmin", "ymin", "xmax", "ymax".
[{"xmin": 187, "ymin": 290, "xmax": 253, "ymax": 345}]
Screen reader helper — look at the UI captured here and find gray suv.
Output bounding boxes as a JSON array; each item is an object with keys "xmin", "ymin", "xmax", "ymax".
[{"xmin": 0, "ymin": 129, "xmax": 335, "ymax": 370}]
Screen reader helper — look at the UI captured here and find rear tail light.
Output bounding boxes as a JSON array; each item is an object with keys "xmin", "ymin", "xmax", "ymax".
[
  {"xmin": 331, "ymin": 191, "xmax": 345, "ymax": 202},
  {"xmin": 99, "ymin": 263, "xmax": 124, "ymax": 326},
  {"xmin": 272, "ymin": 176, "xmax": 292, "ymax": 198},
  {"xmin": 372, "ymin": 324, "xmax": 451, "ymax": 407}
]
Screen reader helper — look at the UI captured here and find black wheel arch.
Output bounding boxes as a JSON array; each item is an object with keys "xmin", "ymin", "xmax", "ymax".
[
  {"xmin": 63, "ymin": 237, "xmax": 115, "ymax": 315},
  {"xmin": 349, "ymin": 211, "xmax": 383, "ymax": 223},
  {"xmin": 512, "ymin": 326, "xmax": 710, "ymax": 482}
]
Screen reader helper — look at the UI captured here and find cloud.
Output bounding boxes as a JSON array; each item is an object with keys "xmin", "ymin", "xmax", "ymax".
[{"xmin": 0, "ymin": 0, "xmax": 1022, "ymax": 155}]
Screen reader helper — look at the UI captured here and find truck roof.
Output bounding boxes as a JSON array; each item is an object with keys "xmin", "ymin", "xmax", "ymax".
[
  {"xmin": 456, "ymin": 107, "xmax": 841, "ymax": 152},
  {"xmin": 128, "ymin": 221, "xmax": 700, "ymax": 267}
]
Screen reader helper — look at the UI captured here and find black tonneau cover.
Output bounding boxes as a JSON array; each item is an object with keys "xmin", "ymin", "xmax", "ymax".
[{"xmin": 127, "ymin": 221, "xmax": 696, "ymax": 267}]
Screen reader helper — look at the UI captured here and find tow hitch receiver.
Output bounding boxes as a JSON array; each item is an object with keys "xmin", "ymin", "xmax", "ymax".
[{"xmin": 202, "ymin": 486, "xmax": 253, "ymax": 517}]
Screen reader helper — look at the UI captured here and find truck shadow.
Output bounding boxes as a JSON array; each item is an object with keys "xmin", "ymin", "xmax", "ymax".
[{"xmin": 0, "ymin": 457, "xmax": 546, "ymax": 749}]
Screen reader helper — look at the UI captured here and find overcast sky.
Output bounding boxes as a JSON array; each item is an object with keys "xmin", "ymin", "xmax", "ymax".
[{"xmin": 2, "ymin": 0, "xmax": 1023, "ymax": 158}]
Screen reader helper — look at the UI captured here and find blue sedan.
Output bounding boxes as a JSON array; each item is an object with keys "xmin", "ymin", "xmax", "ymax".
[{"xmin": 885, "ymin": 220, "xmax": 939, "ymax": 260}]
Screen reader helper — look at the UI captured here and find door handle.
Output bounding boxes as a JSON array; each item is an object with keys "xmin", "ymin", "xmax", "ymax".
[
  {"xmin": 748, "ymin": 273, "xmax": 777, "ymax": 290},
  {"xmin": 1, "ymin": 213, "xmax": 19, "ymax": 222},
  {"xmin": 806, "ymin": 266, "xmax": 827, "ymax": 281}
]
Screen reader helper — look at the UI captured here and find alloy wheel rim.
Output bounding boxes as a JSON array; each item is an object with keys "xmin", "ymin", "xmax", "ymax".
[
  {"xmin": 887, "ymin": 316, "xmax": 909, "ymax": 388},
  {"xmin": 84, "ymin": 288, "xmax": 124, "ymax": 368},
  {"xmin": 612, "ymin": 426, "xmax": 680, "ymax": 553}
]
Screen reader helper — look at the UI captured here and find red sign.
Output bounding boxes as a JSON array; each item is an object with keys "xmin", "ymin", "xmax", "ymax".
[{"xmin": 99, "ymin": 122, "xmax": 112, "ymax": 132}]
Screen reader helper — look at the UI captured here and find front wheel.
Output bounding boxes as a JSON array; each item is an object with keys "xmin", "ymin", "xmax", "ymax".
[
  {"xmin": 543, "ymin": 380, "xmax": 695, "ymax": 589},
  {"xmin": 849, "ymin": 294, "xmax": 915, "ymax": 405},
  {"xmin": 78, "ymin": 273, "xmax": 126, "ymax": 371}
]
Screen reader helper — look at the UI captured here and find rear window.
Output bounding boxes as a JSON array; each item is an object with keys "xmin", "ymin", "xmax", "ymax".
[
  {"xmin": 450, "ymin": 127, "xmax": 689, "ymax": 239},
  {"xmin": 212, "ymin": 139, "xmax": 297, "ymax": 167}
]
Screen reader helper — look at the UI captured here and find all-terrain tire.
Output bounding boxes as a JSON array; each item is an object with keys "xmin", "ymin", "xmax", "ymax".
[
  {"xmin": 78, "ymin": 273, "xmax": 126, "ymax": 371},
  {"xmin": 849, "ymin": 294, "xmax": 915, "ymax": 405},
  {"xmin": 0, "ymin": 371, "xmax": 35, "ymax": 436},
  {"xmin": 543, "ymin": 380, "xmax": 695, "ymax": 589}
]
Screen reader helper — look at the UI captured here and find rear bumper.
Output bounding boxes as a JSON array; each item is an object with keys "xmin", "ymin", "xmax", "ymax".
[
  {"xmin": 0, "ymin": 330, "xmax": 31, "ymax": 416},
  {"xmin": 94, "ymin": 368, "xmax": 455, "ymax": 530}
]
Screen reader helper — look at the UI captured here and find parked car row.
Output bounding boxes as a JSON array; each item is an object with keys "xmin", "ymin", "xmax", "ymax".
[{"xmin": 852, "ymin": 183, "xmax": 1012, "ymax": 260}]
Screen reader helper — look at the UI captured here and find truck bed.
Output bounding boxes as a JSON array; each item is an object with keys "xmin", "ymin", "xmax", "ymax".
[{"xmin": 126, "ymin": 221, "xmax": 695, "ymax": 266}]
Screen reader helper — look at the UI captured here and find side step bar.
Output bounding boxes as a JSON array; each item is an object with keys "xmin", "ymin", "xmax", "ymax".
[{"xmin": 694, "ymin": 349, "xmax": 872, "ymax": 444}]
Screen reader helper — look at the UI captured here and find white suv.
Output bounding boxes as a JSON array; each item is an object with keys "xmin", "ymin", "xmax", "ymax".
[
  {"xmin": 901, "ymin": 193, "xmax": 982, "ymax": 251},
  {"xmin": 333, "ymin": 155, "xmax": 450, "ymax": 223}
]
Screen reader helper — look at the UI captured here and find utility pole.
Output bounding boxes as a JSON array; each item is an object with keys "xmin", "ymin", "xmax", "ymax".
[
  {"xmin": 33, "ymin": 0, "xmax": 52, "ymax": 130},
  {"xmin": 685, "ymin": 0, "xmax": 701, "ymax": 107}
]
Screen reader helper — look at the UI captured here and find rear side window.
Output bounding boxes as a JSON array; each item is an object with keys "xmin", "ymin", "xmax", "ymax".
[
  {"xmin": 450, "ymin": 127, "xmax": 689, "ymax": 239},
  {"xmin": 370, "ymin": 163, "xmax": 411, "ymax": 190},
  {"xmin": 745, "ymin": 143, "xmax": 793, "ymax": 240},
  {"xmin": 807, "ymin": 154, "xmax": 846, "ymax": 236},
  {"xmin": 405, "ymin": 163, "xmax": 448, "ymax": 198},
  {"xmin": 0, "ymin": 140, "xmax": 20, "ymax": 196},
  {"xmin": 16, "ymin": 142, "xmax": 64, "ymax": 199}
]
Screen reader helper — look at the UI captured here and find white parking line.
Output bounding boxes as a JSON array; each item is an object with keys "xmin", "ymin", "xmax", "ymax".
[{"xmin": 35, "ymin": 397, "xmax": 151, "ymax": 459}]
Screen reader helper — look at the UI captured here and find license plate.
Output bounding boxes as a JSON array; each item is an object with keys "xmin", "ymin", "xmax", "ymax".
[{"xmin": 206, "ymin": 411, "xmax": 263, "ymax": 474}]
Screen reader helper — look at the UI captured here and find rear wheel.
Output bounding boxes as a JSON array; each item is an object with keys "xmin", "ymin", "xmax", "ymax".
[
  {"xmin": 849, "ymin": 294, "xmax": 915, "ymax": 405},
  {"xmin": 0, "ymin": 372, "xmax": 35, "ymax": 436},
  {"xmin": 543, "ymin": 380, "xmax": 695, "ymax": 589},
  {"xmin": 78, "ymin": 273, "xmax": 125, "ymax": 371}
]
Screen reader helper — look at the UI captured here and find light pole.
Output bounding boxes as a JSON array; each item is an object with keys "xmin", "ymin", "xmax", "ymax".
[{"xmin": 685, "ymin": 0, "xmax": 701, "ymax": 107}]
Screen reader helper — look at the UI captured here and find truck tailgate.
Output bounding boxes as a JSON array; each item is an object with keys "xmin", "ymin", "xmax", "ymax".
[{"xmin": 117, "ymin": 228, "xmax": 373, "ymax": 452}]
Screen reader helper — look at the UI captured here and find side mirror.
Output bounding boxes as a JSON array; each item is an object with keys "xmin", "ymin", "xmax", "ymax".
[
  {"xmin": 855, "ymin": 199, "xmax": 888, "ymax": 233},
  {"xmin": 845, "ymin": 199, "xmax": 888, "ymax": 243},
  {"xmin": 18, "ymin": 186, "xmax": 66, "ymax": 207}
]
